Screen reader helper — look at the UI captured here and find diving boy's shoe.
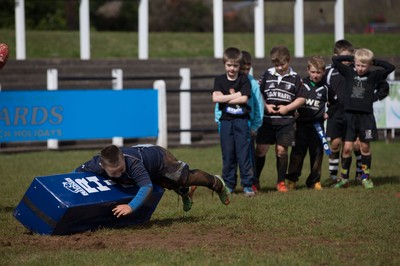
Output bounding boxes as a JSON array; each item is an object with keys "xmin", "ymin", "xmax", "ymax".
[
  {"xmin": 181, "ymin": 193, "xmax": 193, "ymax": 212},
  {"xmin": 333, "ymin": 178, "xmax": 350, "ymax": 188},
  {"xmin": 215, "ymin": 175, "xmax": 231, "ymax": 205},
  {"xmin": 362, "ymin": 178, "xmax": 374, "ymax": 189}
]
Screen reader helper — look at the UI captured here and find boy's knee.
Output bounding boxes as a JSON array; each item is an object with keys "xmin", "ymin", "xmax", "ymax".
[
  {"xmin": 255, "ymin": 144, "xmax": 268, "ymax": 156},
  {"xmin": 360, "ymin": 142, "xmax": 370, "ymax": 155},
  {"xmin": 276, "ymin": 145, "xmax": 287, "ymax": 156}
]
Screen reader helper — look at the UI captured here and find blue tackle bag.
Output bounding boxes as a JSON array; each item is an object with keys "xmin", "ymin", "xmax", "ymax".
[{"xmin": 13, "ymin": 172, "xmax": 164, "ymax": 235}]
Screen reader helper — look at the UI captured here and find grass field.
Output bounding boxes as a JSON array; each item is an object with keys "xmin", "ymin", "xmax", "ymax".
[
  {"xmin": 0, "ymin": 30, "xmax": 399, "ymax": 58},
  {"xmin": 1, "ymin": 29, "xmax": 399, "ymax": 265},
  {"xmin": 0, "ymin": 142, "xmax": 399, "ymax": 265}
]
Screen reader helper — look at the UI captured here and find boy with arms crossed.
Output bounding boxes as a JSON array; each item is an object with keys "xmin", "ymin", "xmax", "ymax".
[
  {"xmin": 214, "ymin": 50, "xmax": 264, "ymax": 195},
  {"xmin": 332, "ymin": 48, "xmax": 395, "ymax": 188},
  {"xmin": 255, "ymin": 46, "xmax": 308, "ymax": 192},
  {"xmin": 213, "ymin": 47, "xmax": 255, "ymax": 196}
]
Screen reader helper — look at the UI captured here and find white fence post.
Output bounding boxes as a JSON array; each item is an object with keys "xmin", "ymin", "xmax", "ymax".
[
  {"xmin": 334, "ymin": 0, "xmax": 345, "ymax": 41},
  {"xmin": 79, "ymin": 0, "xmax": 90, "ymax": 60},
  {"xmin": 47, "ymin": 69, "xmax": 59, "ymax": 149},
  {"xmin": 213, "ymin": 0, "xmax": 223, "ymax": 58},
  {"xmin": 254, "ymin": 0, "xmax": 265, "ymax": 59},
  {"xmin": 180, "ymin": 68, "xmax": 191, "ymax": 145},
  {"xmin": 15, "ymin": 0, "xmax": 26, "ymax": 60},
  {"xmin": 138, "ymin": 0, "xmax": 149, "ymax": 60},
  {"xmin": 294, "ymin": 0, "xmax": 304, "ymax": 58},
  {"xmin": 154, "ymin": 80, "xmax": 167, "ymax": 148},
  {"xmin": 112, "ymin": 69, "xmax": 124, "ymax": 147}
]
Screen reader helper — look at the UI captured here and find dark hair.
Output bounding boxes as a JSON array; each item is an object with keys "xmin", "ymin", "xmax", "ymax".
[
  {"xmin": 270, "ymin": 46, "xmax": 290, "ymax": 65},
  {"xmin": 100, "ymin": 145, "xmax": 124, "ymax": 167},
  {"xmin": 334, "ymin": 39, "xmax": 354, "ymax": 55},
  {"xmin": 223, "ymin": 47, "xmax": 242, "ymax": 64},
  {"xmin": 241, "ymin": 50, "xmax": 252, "ymax": 65}
]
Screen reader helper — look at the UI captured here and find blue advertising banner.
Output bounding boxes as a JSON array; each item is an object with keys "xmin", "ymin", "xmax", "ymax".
[{"xmin": 0, "ymin": 89, "xmax": 158, "ymax": 142}]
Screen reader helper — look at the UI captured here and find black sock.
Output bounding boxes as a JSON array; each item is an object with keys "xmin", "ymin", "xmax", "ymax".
[
  {"xmin": 361, "ymin": 154, "xmax": 372, "ymax": 179},
  {"xmin": 340, "ymin": 156, "xmax": 352, "ymax": 179},
  {"xmin": 255, "ymin": 155, "xmax": 266, "ymax": 182},
  {"xmin": 277, "ymin": 154, "xmax": 288, "ymax": 183},
  {"xmin": 354, "ymin": 150, "xmax": 362, "ymax": 176}
]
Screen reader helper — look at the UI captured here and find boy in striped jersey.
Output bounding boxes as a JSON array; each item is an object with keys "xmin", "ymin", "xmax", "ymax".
[{"xmin": 255, "ymin": 46, "xmax": 308, "ymax": 192}]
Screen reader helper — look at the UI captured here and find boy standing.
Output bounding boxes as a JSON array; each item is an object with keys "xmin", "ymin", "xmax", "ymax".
[
  {"xmin": 213, "ymin": 47, "xmax": 255, "ymax": 196},
  {"xmin": 332, "ymin": 48, "xmax": 395, "ymax": 189},
  {"xmin": 214, "ymin": 50, "xmax": 264, "ymax": 195},
  {"xmin": 75, "ymin": 144, "xmax": 231, "ymax": 216},
  {"xmin": 286, "ymin": 56, "xmax": 335, "ymax": 190},
  {"xmin": 255, "ymin": 46, "xmax": 308, "ymax": 192},
  {"xmin": 325, "ymin": 40, "xmax": 355, "ymax": 184}
]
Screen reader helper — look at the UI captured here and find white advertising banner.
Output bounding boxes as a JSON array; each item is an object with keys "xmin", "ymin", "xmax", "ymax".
[{"xmin": 374, "ymin": 81, "xmax": 400, "ymax": 129}]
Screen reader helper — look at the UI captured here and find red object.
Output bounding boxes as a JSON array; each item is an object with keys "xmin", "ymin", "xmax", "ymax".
[
  {"xmin": 0, "ymin": 43, "xmax": 9, "ymax": 70},
  {"xmin": 276, "ymin": 181, "xmax": 288, "ymax": 192}
]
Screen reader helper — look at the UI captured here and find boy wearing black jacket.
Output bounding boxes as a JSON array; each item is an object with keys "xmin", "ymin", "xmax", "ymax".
[{"xmin": 332, "ymin": 48, "xmax": 395, "ymax": 189}]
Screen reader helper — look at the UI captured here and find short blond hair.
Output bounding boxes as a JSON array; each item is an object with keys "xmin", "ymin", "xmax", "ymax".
[
  {"xmin": 354, "ymin": 48, "xmax": 374, "ymax": 64},
  {"xmin": 307, "ymin": 55, "xmax": 326, "ymax": 71}
]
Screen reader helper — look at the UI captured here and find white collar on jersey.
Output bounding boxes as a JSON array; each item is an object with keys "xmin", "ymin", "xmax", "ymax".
[{"xmin": 268, "ymin": 67, "xmax": 298, "ymax": 77}]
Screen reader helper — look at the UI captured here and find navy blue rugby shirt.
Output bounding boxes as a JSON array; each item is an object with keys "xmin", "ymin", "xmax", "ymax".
[{"xmin": 75, "ymin": 144, "xmax": 164, "ymax": 187}]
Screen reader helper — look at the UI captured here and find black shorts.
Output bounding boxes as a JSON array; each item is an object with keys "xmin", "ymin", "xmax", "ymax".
[
  {"xmin": 344, "ymin": 112, "xmax": 377, "ymax": 142},
  {"xmin": 256, "ymin": 122, "xmax": 295, "ymax": 147},
  {"xmin": 326, "ymin": 109, "xmax": 345, "ymax": 140}
]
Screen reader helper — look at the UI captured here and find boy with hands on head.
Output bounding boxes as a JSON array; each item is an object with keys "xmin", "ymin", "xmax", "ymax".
[{"xmin": 332, "ymin": 48, "xmax": 395, "ymax": 189}]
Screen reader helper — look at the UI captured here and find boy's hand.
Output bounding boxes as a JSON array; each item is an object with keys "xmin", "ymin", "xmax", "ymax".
[
  {"xmin": 266, "ymin": 104, "xmax": 279, "ymax": 114},
  {"xmin": 112, "ymin": 204, "xmax": 133, "ymax": 218},
  {"xmin": 277, "ymin": 105, "xmax": 289, "ymax": 115}
]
